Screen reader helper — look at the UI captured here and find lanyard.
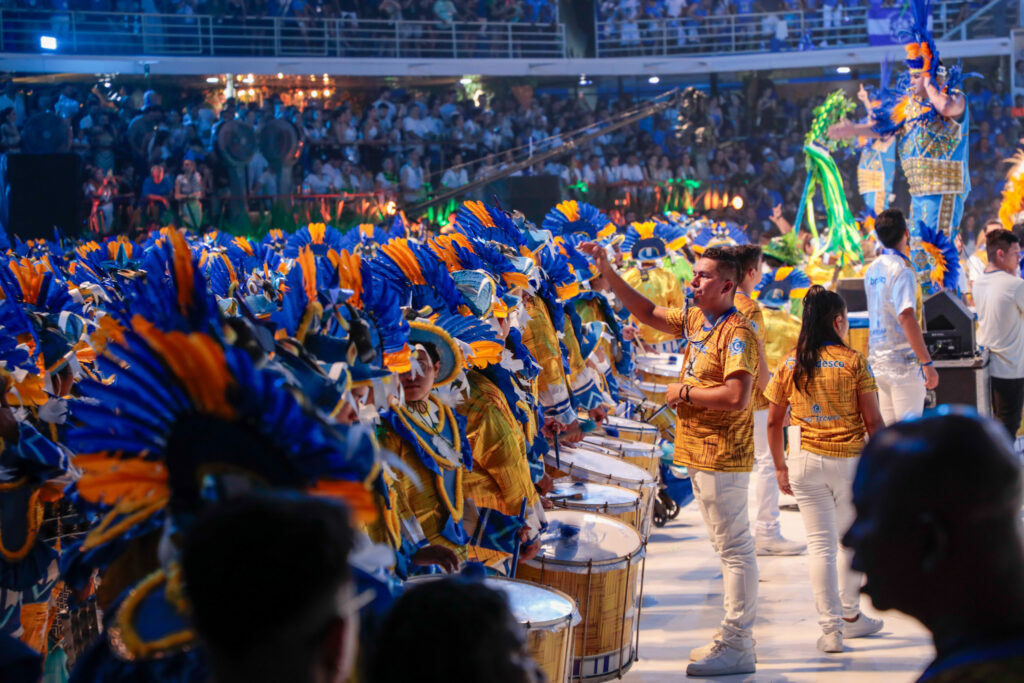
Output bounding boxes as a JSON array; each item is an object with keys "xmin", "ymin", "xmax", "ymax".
[{"xmin": 682, "ymin": 307, "xmax": 736, "ymax": 381}]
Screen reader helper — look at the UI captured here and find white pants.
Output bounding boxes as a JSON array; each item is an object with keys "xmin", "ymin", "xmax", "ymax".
[
  {"xmin": 750, "ymin": 409, "xmax": 780, "ymax": 538},
  {"xmin": 875, "ymin": 368, "xmax": 926, "ymax": 426},
  {"xmin": 788, "ymin": 450, "xmax": 861, "ymax": 634},
  {"xmin": 691, "ymin": 469, "xmax": 758, "ymax": 648}
]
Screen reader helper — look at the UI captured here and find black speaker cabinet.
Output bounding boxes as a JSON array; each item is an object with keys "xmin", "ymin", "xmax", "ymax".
[
  {"xmin": 926, "ymin": 355, "xmax": 990, "ymax": 416},
  {"xmin": 923, "ymin": 289, "xmax": 976, "ymax": 359},
  {"xmin": 836, "ymin": 277, "xmax": 867, "ymax": 313},
  {"xmin": 7, "ymin": 153, "xmax": 82, "ymax": 240},
  {"xmin": 507, "ymin": 175, "xmax": 563, "ymax": 228}
]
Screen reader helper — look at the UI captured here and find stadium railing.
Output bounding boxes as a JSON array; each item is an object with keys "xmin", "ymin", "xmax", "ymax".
[
  {"xmin": 595, "ymin": 0, "xmax": 1012, "ymax": 58},
  {"xmin": 0, "ymin": 10, "xmax": 566, "ymax": 59}
]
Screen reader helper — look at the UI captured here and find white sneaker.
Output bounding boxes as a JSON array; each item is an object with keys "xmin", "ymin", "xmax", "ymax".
[
  {"xmin": 817, "ymin": 631, "xmax": 843, "ymax": 653},
  {"xmin": 690, "ymin": 631, "xmax": 758, "ymax": 662},
  {"xmin": 755, "ymin": 533, "xmax": 807, "ymax": 556},
  {"xmin": 844, "ymin": 613, "xmax": 884, "ymax": 638},
  {"xmin": 686, "ymin": 641, "xmax": 756, "ymax": 676},
  {"xmin": 689, "ymin": 631, "xmax": 721, "ymax": 662}
]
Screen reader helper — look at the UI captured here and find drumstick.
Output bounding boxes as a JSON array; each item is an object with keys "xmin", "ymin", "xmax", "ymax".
[
  {"xmin": 547, "ymin": 491, "xmax": 585, "ymax": 501},
  {"xmin": 554, "ymin": 434, "xmax": 561, "ymax": 471},
  {"xmin": 509, "ymin": 498, "xmax": 529, "ymax": 578}
]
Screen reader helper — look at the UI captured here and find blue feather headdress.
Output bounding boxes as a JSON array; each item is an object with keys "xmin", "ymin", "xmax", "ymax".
[
  {"xmin": 453, "ymin": 201, "xmax": 527, "ymax": 252},
  {"xmin": 915, "ymin": 220, "xmax": 961, "ymax": 292},
  {"xmin": 542, "ymin": 200, "xmax": 616, "ymax": 245},
  {"xmin": 690, "ymin": 222, "xmax": 750, "ymax": 255},
  {"xmin": 284, "ymin": 223, "xmax": 346, "ymax": 258}
]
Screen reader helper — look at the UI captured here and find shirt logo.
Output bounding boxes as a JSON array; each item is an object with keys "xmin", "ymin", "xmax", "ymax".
[
  {"xmin": 729, "ymin": 338, "xmax": 746, "ymax": 356},
  {"xmin": 812, "ymin": 403, "xmax": 822, "ymax": 414}
]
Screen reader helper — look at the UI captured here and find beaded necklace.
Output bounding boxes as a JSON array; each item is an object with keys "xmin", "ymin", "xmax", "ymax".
[{"xmin": 393, "ymin": 394, "xmax": 465, "ymax": 522}]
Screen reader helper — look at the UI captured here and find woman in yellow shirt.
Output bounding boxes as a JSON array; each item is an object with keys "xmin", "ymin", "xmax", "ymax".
[{"xmin": 765, "ymin": 285, "xmax": 885, "ymax": 654}]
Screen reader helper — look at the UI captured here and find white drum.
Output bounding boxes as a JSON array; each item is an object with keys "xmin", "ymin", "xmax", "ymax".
[
  {"xmin": 635, "ymin": 353, "xmax": 683, "ymax": 385},
  {"xmin": 550, "ymin": 480, "xmax": 644, "ymax": 535},
  {"xmin": 518, "ymin": 510, "xmax": 645, "ymax": 681},
  {"xmin": 545, "ymin": 446, "xmax": 655, "ymax": 539},
  {"xmin": 581, "ymin": 435, "xmax": 660, "ymax": 477},
  {"xmin": 598, "ymin": 415, "xmax": 658, "ymax": 445}
]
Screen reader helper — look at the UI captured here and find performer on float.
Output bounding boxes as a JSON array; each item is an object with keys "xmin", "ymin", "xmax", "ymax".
[
  {"xmin": 619, "ymin": 221, "xmax": 688, "ymax": 353},
  {"xmin": 730, "ymin": 245, "xmax": 806, "ymax": 557},
  {"xmin": 856, "ymin": 82, "xmax": 897, "ymax": 216},
  {"xmin": 829, "ymin": 0, "xmax": 970, "ymax": 294}
]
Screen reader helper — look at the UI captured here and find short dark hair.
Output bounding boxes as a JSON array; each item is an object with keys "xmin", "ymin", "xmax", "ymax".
[
  {"xmin": 731, "ymin": 244, "xmax": 763, "ymax": 274},
  {"xmin": 875, "ymin": 209, "xmax": 907, "ymax": 249},
  {"xmin": 701, "ymin": 246, "xmax": 740, "ymax": 284},
  {"xmin": 368, "ymin": 578, "xmax": 537, "ymax": 683},
  {"xmin": 986, "ymin": 228, "xmax": 1019, "ymax": 263},
  {"xmin": 183, "ymin": 493, "xmax": 354, "ymax": 667}
]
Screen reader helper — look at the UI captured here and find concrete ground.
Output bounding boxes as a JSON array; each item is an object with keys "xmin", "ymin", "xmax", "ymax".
[{"xmin": 623, "ymin": 498, "xmax": 933, "ymax": 682}]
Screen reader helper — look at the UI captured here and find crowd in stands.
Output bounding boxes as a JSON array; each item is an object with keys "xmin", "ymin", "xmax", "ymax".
[
  {"xmin": 0, "ymin": 70, "xmax": 1018, "ymax": 240},
  {"xmin": 0, "ymin": 0, "xmax": 557, "ymax": 24}
]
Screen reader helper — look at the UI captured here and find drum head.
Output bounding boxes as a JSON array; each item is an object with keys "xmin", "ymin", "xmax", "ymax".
[
  {"xmin": 532, "ymin": 510, "xmax": 643, "ymax": 565},
  {"xmin": 583, "ymin": 435, "xmax": 657, "ymax": 456},
  {"xmin": 554, "ymin": 447, "xmax": 653, "ymax": 485},
  {"xmin": 552, "ymin": 481, "xmax": 640, "ymax": 508},
  {"xmin": 486, "ymin": 577, "xmax": 576, "ymax": 628},
  {"xmin": 603, "ymin": 415, "xmax": 657, "ymax": 434}
]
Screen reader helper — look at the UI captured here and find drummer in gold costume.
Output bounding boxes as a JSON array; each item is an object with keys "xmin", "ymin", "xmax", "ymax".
[
  {"xmin": 730, "ymin": 244, "xmax": 806, "ymax": 557},
  {"xmin": 582, "ymin": 242, "xmax": 761, "ymax": 677},
  {"xmin": 620, "ymin": 221, "xmax": 688, "ymax": 353}
]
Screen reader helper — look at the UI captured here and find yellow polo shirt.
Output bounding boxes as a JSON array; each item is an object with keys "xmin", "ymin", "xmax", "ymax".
[
  {"xmin": 764, "ymin": 344, "xmax": 877, "ymax": 458},
  {"xmin": 734, "ymin": 290, "xmax": 768, "ymax": 412},
  {"xmin": 665, "ymin": 306, "xmax": 759, "ymax": 472}
]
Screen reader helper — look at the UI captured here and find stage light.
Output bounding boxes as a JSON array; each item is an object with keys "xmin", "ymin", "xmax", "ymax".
[
  {"xmin": 247, "ymin": 88, "xmax": 255, "ymax": 97},
  {"xmin": 206, "ymin": 77, "xmax": 220, "ymax": 83},
  {"xmin": 40, "ymin": 36, "xmax": 57, "ymax": 50},
  {"xmin": 310, "ymin": 90, "xmax": 319, "ymax": 98},
  {"xmin": 648, "ymin": 75, "xmax": 660, "ymax": 84},
  {"xmin": 385, "ymin": 200, "xmax": 397, "ymax": 216},
  {"xmin": 323, "ymin": 89, "xmax": 331, "ymax": 97},
  {"xmin": 277, "ymin": 72, "xmax": 284, "ymax": 79},
  {"xmin": 578, "ymin": 74, "xmax": 591, "ymax": 86},
  {"xmin": 244, "ymin": 74, "xmax": 254, "ymax": 84},
  {"xmin": 731, "ymin": 196, "xmax": 744, "ymax": 210},
  {"xmin": 296, "ymin": 90, "xmax": 304, "ymax": 97},
  {"xmin": 836, "ymin": 66, "xmax": 851, "ymax": 74}
]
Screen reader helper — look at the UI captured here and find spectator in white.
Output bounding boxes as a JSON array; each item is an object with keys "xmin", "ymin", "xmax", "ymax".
[
  {"xmin": 303, "ymin": 158, "xmax": 334, "ymax": 195},
  {"xmin": 338, "ymin": 160, "xmax": 365, "ymax": 193},
  {"xmin": 175, "ymin": 153, "xmax": 204, "ymax": 229},
  {"xmin": 376, "ymin": 156, "xmax": 399, "ymax": 192},
  {"xmin": 0, "ymin": 107, "xmax": 21, "ymax": 153},
  {"xmin": 400, "ymin": 149, "xmax": 426, "ymax": 203},
  {"xmin": 972, "ymin": 228, "xmax": 1024, "ymax": 440},
  {"xmin": 863, "ymin": 209, "xmax": 938, "ymax": 424},
  {"xmin": 620, "ymin": 153, "xmax": 645, "ymax": 183},
  {"xmin": 967, "ymin": 220, "xmax": 1003, "ymax": 288},
  {"xmin": 55, "ymin": 84, "xmax": 80, "ymax": 120},
  {"xmin": 440, "ymin": 152, "xmax": 469, "ymax": 189},
  {"xmin": 321, "ymin": 156, "xmax": 343, "ymax": 189},
  {"xmin": 433, "ymin": 0, "xmax": 457, "ymax": 26},
  {"xmin": 0, "ymin": 80, "xmax": 26, "ymax": 126},
  {"xmin": 403, "ymin": 106, "xmax": 428, "ymax": 153},
  {"xmin": 474, "ymin": 152, "xmax": 497, "ymax": 182},
  {"xmin": 372, "ymin": 88, "xmax": 396, "ymax": 126},
  {"xmin": 583, "ymin": 155, "xmax": 605, "ymax": 186},
  {"xmin": 605, "ymin": 153, "xmax": 623, "ymax": 183}
]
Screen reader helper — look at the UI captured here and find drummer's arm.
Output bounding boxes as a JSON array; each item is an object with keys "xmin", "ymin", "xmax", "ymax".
[
  {"xmin": 685, "ymin": 372, "xmax": 753, "ymax": 411},
  {"xmin": 579, "ymin": 243, "xmax": 679, "ymax": 336}
]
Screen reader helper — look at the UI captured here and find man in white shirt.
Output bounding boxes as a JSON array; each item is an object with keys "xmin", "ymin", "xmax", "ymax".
[
  {"xmin": 620, "ymin": 153, "xmax": 645, "ymax": 183},
  {"xmin": 864, "ymin": 209, "xmax": 938, "ymax": 425},
  {"xmin": 972, "ymin": 228, "xmax": 1024, "ymax": 440},
  {"xmin": 582, "ymin": 155, "xmax": 604, "ymax": 186},
  {"xmin": 303, "ymin": 158, "xmax": 334, "ymax": 195},
  {"xmin": 440, "ymin": 152, "xmax": 469, "ymax": 189},
  {"xmin": 967, "ymin": 220, "xmax": 1003, "ymax": 289}
]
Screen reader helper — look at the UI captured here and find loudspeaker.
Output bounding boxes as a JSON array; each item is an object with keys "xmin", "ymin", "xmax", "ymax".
[
  {"xmin": 507, "ymin": 175, "xmax": 563, "ymax": 228},
  {"xmin": 836, "ymin": 277, "xmax": 867, "ymax": 313},
  {"xmin": 927, "ymin": 357, "xmax": 990, "ymax": 416},
  {"xmin": 923, "ymin": 289, "xmax": 976, "ymax": 358},
  {"xmin": 7, "ymin": 154, "xmax": 82, "ymax": 240}
]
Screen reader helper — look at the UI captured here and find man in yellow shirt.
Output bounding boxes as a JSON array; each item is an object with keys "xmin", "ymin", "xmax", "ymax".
[{"xmin": 582, "ymin": 243, "xmax": 760, "ymax": 677}]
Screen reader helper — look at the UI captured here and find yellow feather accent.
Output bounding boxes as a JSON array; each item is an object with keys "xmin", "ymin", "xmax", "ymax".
[
  {"xmin": 384, "ymin": 346, "xmax": 412, "ymax": 374},
  {"xmin": 462, "ymin": 200, "xmax": 496, "ymax": 228},
  {"xmin": 666, "ymin": 236, "xmax": 688, "ymax": 252},
  {"xmin": 309, "ymin": 222, "xmax": 327, "ymax": 244},
  {"xmin": 166, "ymin": 229, "xmax": 195, "ymax": 313},
  {"xmin": 501, "ymin": 272, "xmax": 529, "ymax": 290},
  {"xmin": 555, "ymin": 200, "xmax": 580, "ymax": 223},
  {"xmin": 555, "ymin": 282, "xmax": 580, "ymax": 299},
  {"xmin": 381, "ymin": 239, "xmax": 426, "ymax": 284},
  {"xmin": 233, "ymin": 236, "xmax": 254, "ymax": 256},
  {"xmin": 327, "ymin": 249, "xmax": 362, "ymax": 308},
  {"xmin": 999, "ymin": 151, "xmax": 1024, "ymax": 229},
  {"xmin": 920, "ymin": 242, "xmax": 947, "ymax": 287},
  {"xmin": 597, "ymin": 222, "xmax": 617, "ymax": 239},
  {"xmin": 632, "ymin": 221, "xmax": 656, "ymax": 240},
  {"xmin": 465, "ymin": 340, "xmax": 504, "ymax": 368},
  {"xmin": 73, "ymin": 454, "xmax": 170, "ymax": 506},
  {"xmin": 131, "ymin": 318, "xmax": 237, "ymax": 419},
  {"xmin": 296, "ymin": 246, "xmax": 318, "ymax": 302},
  {"xmin": 309, "ymin": 480, "xmax": 377, "ymax": 524},
  {"xmin": 359, "ymin": 223, "xmax": 375, "ymax": 237}
]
